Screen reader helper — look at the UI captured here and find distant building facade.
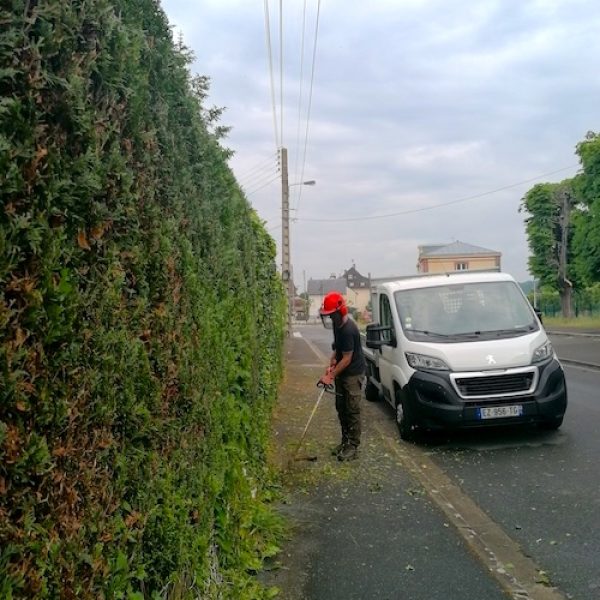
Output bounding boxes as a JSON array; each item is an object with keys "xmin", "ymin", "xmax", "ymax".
[
  {"xmin": 306, "ymin": 276, "xmax": 347, "ymax": 319},
  {"xmin": 306, "ymin": 265, "xmax": 372, "ymax": 320},
  {"xmin": 417, "ymin": 241, "xmax": 501, "ymax": 274},
  {"xmin": 342, "ymin": 264, "xmax": 371, "ymax": 313}
]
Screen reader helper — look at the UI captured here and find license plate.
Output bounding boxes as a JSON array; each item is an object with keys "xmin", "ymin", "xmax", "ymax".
[{"xmin": 477, "ymin": 405, "xmax": 523, "ymax": 419}]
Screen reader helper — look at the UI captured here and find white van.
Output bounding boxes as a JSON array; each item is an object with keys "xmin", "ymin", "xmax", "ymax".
[{"xmin": 363, "ymin": 271, "xmax": 567, "ymax": 440}]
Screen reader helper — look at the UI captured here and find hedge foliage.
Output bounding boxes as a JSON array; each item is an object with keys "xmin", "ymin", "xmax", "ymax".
[{"xmin": 1, "ymin": 0, "xmax": 285, "ymax": 597}]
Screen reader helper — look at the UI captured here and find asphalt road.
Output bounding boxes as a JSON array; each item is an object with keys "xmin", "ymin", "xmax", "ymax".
[
  {"xmin": 427, "ymin": 364, "xmax": 600, "ymax": 600},
  {"xmin": 289, "ymin": 324, "xmax": 600, "ymax": 600}
]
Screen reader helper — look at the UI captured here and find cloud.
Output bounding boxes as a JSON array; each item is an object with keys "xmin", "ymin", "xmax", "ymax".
[{"xmin": 161, "ymin": 0, "xmax": 596, "ymax": 283}]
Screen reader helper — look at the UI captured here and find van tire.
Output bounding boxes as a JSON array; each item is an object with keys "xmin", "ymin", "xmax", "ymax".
[
  {"xmin": 540, "ymin": 416, "xmax": 563, "ymax": 431},
  {"xmin": 365, "ymin": 381, "xmax": 380, "ymax": 402},
  {"xmin": 395, "ymin": 388, "xmax": 415, "ymax": 441}
]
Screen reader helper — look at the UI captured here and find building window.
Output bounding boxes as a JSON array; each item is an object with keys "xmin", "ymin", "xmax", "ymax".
[
  {"xmin": 348, "ymin": 274, "xmax": 354, "ymax": 280},
  {"xmin": 455, "ymin": 262, "xmax": 468, "ymax": 271}
]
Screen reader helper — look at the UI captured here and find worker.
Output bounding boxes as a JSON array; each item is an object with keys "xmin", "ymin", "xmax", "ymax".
[{"xmin": 318, "ymin": 291, "xmax": 366, "ymax": 461}]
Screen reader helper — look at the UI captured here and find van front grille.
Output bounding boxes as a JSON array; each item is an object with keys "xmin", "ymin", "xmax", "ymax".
[{"xmin": 451, "ymin": 367, "xmax": 537, "ymax": 399}]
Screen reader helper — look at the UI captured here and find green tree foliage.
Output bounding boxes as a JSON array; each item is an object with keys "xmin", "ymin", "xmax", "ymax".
[
  {"xmin": 521, "ymin": 130, "xmax": 600, "ymax": 316},
  {"xmin": 0, "ymin": 0, "xmax": 285, "ymax": 597},
  {"xmin": 520, "ymin": 179, "xmax": 578, "ymax": 317},
  {"xmin": 573, "ymin": 131, "xmax": 600, "ymax": 284},
  {"xmin": 521, "ymin": 183, "xmax": 562, "ymax": 285}
]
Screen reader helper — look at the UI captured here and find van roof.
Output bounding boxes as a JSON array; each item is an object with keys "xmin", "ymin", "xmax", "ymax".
[{"xmin": 378, "ymin": 271, "xmax": 516, "ymax": 293}]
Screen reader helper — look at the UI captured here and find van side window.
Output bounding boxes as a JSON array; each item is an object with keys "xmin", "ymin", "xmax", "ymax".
[{"xmin": 379, "ymin": 295, "xmax": 394, "ymax": 342}]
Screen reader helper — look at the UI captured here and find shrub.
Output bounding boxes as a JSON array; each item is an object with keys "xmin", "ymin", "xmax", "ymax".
[{"xmin": 0, "ymin": 0, "xmax": 285, "ymax": 597}]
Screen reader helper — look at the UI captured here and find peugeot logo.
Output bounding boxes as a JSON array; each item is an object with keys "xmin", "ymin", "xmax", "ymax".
[{"xmin": 486, "ymin": 354, "xmax": 496, "ymax": 365}]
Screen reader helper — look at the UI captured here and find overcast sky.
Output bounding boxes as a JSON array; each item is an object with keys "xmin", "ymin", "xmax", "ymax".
[{"xmin": 160, "ymin": 0, "xmax": 599, "ymax": 286}]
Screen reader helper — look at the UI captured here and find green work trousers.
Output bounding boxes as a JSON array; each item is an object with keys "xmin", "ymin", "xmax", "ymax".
[{"xmin": 334, "ymin": 374, "xmax": 363, "ymax": 448}]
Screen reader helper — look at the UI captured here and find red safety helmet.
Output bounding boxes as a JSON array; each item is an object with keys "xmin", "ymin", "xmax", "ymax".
[{"xmin": 320, "ymin": 291, "xmax": 348, "ymax": 317}]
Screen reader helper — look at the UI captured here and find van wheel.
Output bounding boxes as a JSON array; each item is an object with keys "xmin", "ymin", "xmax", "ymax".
[
  {"xmin": 365, "ymin": 381, "xmax": 379, "ymax": 402},
  {"xmin": 395, "ymin": 389, "xmax": 415, "ymax": 441}
]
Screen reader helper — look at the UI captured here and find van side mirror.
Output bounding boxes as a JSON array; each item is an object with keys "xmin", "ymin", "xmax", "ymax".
[
  {"xmin": 534, "ymin": 307, "xmax": 543, "ymax": 324},
  {"xmin": 366, "ymin": 323, "xmax": 396, "ymax": 349}
]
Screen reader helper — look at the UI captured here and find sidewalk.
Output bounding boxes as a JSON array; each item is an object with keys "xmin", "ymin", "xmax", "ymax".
[
  {"xmin": 264, "ymin": 334, "xmax": 508, "ymax": 600},
  {"xmin": 547, "ymin": 331, "xmax": 600, "ymax": 370}
]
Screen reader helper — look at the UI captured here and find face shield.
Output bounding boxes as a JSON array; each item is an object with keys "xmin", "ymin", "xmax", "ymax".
[
  {"xmin": 320, "ymin": 310, "xmax": 343, "ymax": 329},
  {"xmin": 320, "ymin": 312, "xmax": 333, "ymax": 329}
]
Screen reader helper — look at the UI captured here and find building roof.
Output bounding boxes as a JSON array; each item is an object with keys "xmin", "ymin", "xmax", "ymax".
[
  {"xmin": 342, "ymin": 265, "xmax": 370, "ymax": 288},
  {"xmin": 307, "ymin": 278, "xmax": 347, "ymax": 295},
  {"xmin": 419, "ymin": 241, "xmax": 500, "ymax": 258},
  {"xmin": 418, "ymin": 244, "xmax": 446, "ymax": 256}
]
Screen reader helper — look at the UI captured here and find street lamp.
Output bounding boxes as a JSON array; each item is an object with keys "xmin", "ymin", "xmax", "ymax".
[
  {"xmin": 282, "ymin": 179, "xmax": 317, "ymax": 279},
  {"xmin": 280, "ymin": 151, "xmax": 316, "ymax": 336},
  {"xmin": 290, "ymin": 180, "xmax": 316, "ymax": 187},
  {"xmin": 284, "ymin": 179, "xmax": 316, "ymax": 333},
  {"xmin": 289, "ymin": 181, "xmax": 316, "ymax": 220}
]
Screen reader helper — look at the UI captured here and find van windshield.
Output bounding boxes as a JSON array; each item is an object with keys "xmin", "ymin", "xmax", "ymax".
[{"xmin": 394, "ymin": 281, "xmax": 539, "ymax": 342}]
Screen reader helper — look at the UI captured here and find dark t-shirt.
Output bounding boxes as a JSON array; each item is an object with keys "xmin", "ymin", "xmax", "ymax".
[{"xmin": 333, "ymin": 318, "xmax": 366, "ymax": 376}]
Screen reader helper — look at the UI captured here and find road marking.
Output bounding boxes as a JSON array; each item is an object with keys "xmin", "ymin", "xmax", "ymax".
[
  {"xmin": 301, "ymin": 335, "xmax": 329, "ymax": 363},
  {"xmin": 375, "ymin": 424, "xmax": 566, "ymax": 600}
]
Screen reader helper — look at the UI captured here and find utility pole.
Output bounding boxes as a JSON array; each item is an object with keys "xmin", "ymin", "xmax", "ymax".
[
  {"xmin": 303, "ymin": 269, "xmax": 307, "ymax": 320},
  {"xmin": 280, "ymin": 147, "xmax": 293, "ymax": 335},
  {"xmin": 557, "ymin": 186, "xmax": 573, "ymax": 318}
]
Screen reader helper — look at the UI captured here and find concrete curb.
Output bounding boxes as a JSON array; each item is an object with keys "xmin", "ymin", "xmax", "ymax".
[
  {"xmin": 546, "ymin": 330, "xmax": 600, "ymax": 338},
  {"xmin": 558, "ymin": 357, "xmax": 600, "ymax": 371}
]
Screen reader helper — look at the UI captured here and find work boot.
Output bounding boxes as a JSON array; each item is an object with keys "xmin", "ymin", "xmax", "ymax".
[
  {"xmin": 330, "ymin": 441, "xmax": 347, "ymax": 456},
  {"xmin": 337, "ymin": 444, "xmax": 358, "ymax": 462}
]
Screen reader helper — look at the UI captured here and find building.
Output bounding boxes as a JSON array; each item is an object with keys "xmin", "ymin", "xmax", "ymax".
[
  {"xmin": 306, "ymin": 276, "xmax": 347, "ymax": 319},
  {"xmin": 342, "ymin": 264, "xmax": 371, "ymax": 313},
  {"xmin": 293, "ymin": 296, "xmax": 309, "ymax": 321},
  {"xmin": 417, "ymin": 241, "xmax": 501, "ymax": 274}
]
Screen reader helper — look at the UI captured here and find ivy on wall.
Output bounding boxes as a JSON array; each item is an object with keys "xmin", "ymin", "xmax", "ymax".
[{"xmin": 0, "ymin": 0, "xmax": 285, "ymax": 597}]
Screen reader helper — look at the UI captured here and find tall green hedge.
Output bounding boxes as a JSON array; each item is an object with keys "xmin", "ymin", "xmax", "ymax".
[{"xmin": 0, "ymin": 0, "xmax": 285, "ymax": 597}]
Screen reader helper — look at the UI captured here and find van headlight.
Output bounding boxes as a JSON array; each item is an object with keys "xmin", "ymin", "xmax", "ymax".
[
  {"xmin": 405, "ymin": 352, "xmax": 449, "ymax": 371},
  {"xmin": 532, "ymin": 341, "xmax": 553, "ymax": 363}
]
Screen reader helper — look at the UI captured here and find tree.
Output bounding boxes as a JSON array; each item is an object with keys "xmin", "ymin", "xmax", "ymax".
[
  {"xmin": 572, "ymin": 131, "xmax": 600, "ymax": 285},
  {"xmin": 520, "ymin": 179, "xmax": 579, "ymax": 317}
]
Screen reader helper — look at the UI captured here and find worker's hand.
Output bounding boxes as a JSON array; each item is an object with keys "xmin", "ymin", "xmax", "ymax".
[
  {"xmin": 318, "ymin": 371, "xmax": 334, "ymax": 387},
  {"xmin": 329, "ymin": 359, "xmax": 337, "ymax": 369}
]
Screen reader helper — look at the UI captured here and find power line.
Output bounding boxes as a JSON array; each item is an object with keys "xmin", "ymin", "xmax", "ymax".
[
  {"xmin": 245, "ymin": 174, "xmax": 281, "ymax": 196},
  {"xmin": 295, "ymin": 165, "xmax": 580, "ymax": 223},
  {"xmin": 239, "ymin": 163, "xmax": 280, "ymax": 189},
  {"xmin": 292, "ymin": 0, "xmax": 308, "ymax": 204},
  {"xmin": 294, "ymin": 0, "xmax": 321, "ymax": 218},
  {"xmin": 236, "ymin": 152, "xmax": 278, "ymax": 180},
  {"xmin": 239, "ymin": 159, "xmax": 277, "ymax": 180},
  {"xmin": 242, "ymin": 171, "xmax": 280, "ymax": 194},
  {"xmin": 264, "ymin": 0, "xmax": 279, "ymax": 149},
  {"xmin": 244, "ymin": 174, "xmax": 279, "ymax": 196},
  {"xmin": 279, "ymin": 0, "xmax": 284, "ymax": 146}
]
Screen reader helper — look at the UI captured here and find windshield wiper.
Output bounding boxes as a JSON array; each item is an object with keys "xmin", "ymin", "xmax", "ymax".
[
  {"xmin": 407, "ymin": 329, "xmax": 451, "ymax": 338},
  {"xmin": 453, "ymin": 326, "xmax": 535, "ymax": 338},
  {"xmin": 490, "ymin": 326, "xmax": 536, "ymax": 336}
]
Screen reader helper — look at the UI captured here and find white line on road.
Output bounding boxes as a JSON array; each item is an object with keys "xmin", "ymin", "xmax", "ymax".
[{"xmin": 300, "ymin": 334, "xmax": 329, "ymax": 364}]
